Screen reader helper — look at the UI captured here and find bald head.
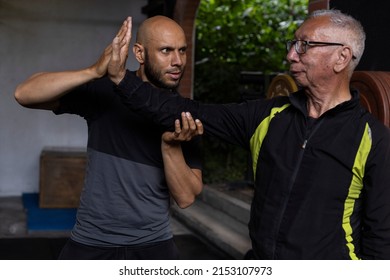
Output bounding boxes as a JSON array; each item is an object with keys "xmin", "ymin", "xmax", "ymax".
[{"xmin": 136, "ymin": 16, "xmax": 186, "ymax": 46}]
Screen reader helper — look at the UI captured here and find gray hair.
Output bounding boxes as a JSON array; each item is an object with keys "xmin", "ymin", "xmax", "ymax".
[{"xmin": 308, "ymin": 9, "xmax": 366, "ymax": 70}]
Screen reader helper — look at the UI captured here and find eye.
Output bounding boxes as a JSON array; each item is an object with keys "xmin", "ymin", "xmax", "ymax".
[{"xmin": 161, "ymin": 48, "xmax": 171, "ymax": 54}]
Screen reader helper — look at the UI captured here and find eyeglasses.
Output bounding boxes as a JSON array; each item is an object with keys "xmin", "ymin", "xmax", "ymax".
[
  {"xmin": 286, "ymin": 39, "xmax": 357, "ymax": 60},
  {"xmin": 286, "ymin": 39, "xmax": 345, "ymax": 55}
]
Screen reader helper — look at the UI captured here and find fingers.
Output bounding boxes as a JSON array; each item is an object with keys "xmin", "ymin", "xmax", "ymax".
[
  {"xmin": 115, "ymin": 17, "xmax": 132, "ymax": 44},
  {"xmin": 177, "ymin": 112, "xmax": 203, "ymax": 140},
  {"xmin": 173, "ymin": 119, "xmax": 181, "ymax": 137},
  {"xmin": 125, "ymin": 17, "xmax": 132, "ymax": 46},
  {"xmin": 183, "ymin": 112, "xmax": 203, "ymax": 136},
  {"xmin": 112, "ymin": 17, "xmax": 131, "ymax": 60},
  {"xmin": 162, "ymin": 112, "xmax": 203, "ymax": 145},
  {"xmin": 111, "ymin": 37, "xmax": 120, "ymax": 62},
  {"xmin": 119, "ymin": 17, "xmax": 132, "ymax": 57},
  {"xmin": 108, "ymin": 17, "xmax": 132, "ymax": 84},
  {"xmin": 195, "ymin": 119, "xmax": 204, "ymax": 135},
  {"xmin": 115, "ymin": 21, "xmax": 126, "ymax": 39},
  {"xmin": 180, "ymin": 112, "xmax": 190, "ymax": 130}
]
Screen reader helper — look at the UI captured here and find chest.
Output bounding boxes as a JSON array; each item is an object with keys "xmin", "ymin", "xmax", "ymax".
[{"xmin": 86, "ymin": 97, "xmax": 165, "ymax": 166}]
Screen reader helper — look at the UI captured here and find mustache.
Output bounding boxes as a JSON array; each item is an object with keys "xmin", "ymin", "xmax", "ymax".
[{"xmin": 166, "ymin": 67, "xmax": 183, "ymax": 73}]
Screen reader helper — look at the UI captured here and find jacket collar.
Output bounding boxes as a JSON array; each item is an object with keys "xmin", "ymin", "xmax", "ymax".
[{"xmin": 288, "ymin": 88, "xmax": 361, "ymax": 117}]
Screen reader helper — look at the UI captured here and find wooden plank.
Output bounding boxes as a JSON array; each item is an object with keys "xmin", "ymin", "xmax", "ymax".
[{"xmin": 39, "ymin": 147, "xmax": 86, "ymax": 208}]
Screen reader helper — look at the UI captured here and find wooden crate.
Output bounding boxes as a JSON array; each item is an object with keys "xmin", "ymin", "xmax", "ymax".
[{"xmin": 39, "ymin": 147, "xmax": 86, "ymax": 208}]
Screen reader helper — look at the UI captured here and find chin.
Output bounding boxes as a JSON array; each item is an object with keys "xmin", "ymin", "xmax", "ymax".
[
  {"xmin": 161, "ymin": 83, "xmax": 178, "ymax": 91},
  {"xmin": 167, "ymin": 80, "xmax": 180, "ymax": 89},
  {"xmin": 292, "ymin": 77, "xmax": 305, "ymax": 88}
]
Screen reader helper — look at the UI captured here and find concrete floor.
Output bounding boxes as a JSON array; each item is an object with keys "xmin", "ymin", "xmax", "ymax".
[
  {"xmin": 0, "ymin": 196, "xmax": 192, "ymax": 238},
  {"xmin": 0, "ymin": 196, "xmax": 37, "ymax": 238},
  {"xmin": 0, "ymin": 196, "xmax": 229, "ymax": 259}
]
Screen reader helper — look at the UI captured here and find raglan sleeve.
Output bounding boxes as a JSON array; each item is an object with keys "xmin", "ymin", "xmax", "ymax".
[{"xmin": 115, "ymin": 70, "xmax": 265, "ymax": 149}]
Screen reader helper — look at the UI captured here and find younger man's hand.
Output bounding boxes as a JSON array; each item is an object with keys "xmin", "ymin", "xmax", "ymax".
[{"xmin": 108, "ymin": 17, "xmax": 132, "ymax": 84}]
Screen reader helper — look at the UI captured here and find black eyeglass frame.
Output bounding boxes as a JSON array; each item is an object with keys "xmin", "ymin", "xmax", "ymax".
[{"xmin": 286, "ymin": 39, "xmax": 356, "ymax": 59}]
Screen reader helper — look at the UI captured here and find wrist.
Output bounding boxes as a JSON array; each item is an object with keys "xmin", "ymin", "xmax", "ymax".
[
  {"xmin": 85, "ymin": 67, "xmax": 103, "ymax": 80},
  {"xmin": 111, "ymin": 71, "xmax": 126, "ymax": 85},
  {"xmin": 116, "ymin": 69, "xmax": 132, "ymax": 87},
  {"xmin": 161, "ymin": 139, "xmax": 181, "ymax": 150}
]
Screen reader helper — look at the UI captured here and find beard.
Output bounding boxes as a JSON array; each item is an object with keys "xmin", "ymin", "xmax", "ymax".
[{"xmin": 144, "ymin": 50, "xmax": 184, "ymax": 91}]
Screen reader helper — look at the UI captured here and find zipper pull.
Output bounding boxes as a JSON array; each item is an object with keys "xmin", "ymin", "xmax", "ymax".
[{"xmin": 302, "ymin": 139, "xmax": 308, "ymax": 149}]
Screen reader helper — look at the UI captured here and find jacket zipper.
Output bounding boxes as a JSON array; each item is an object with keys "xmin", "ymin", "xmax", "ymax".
[{"xmin": 272, "ymin": 117, "xmax": 325, "ymax": 259}]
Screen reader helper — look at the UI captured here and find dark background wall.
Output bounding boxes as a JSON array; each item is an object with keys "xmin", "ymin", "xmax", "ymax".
[{"xmin": 330, "ymin": 0, "xmax": 390, "ymax": 71}]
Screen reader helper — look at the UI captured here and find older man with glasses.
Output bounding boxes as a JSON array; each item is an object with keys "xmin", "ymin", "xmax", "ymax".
[{"xmin": 108, "ymin": 10, "xmax": 390, "ymax": 259}]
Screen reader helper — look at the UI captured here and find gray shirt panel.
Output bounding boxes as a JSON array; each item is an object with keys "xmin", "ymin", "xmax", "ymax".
[{"xmin": 71, "ymin": 149, "xmax": 172, "ymax": 246}]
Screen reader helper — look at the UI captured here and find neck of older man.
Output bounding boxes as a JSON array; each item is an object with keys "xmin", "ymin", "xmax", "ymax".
[{"xmin": 305, "ymin": 80, "xmax": 352, "ymax": 119}]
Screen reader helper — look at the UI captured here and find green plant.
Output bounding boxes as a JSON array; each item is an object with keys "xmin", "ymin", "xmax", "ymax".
[{"xmin": 194, "ymin": 0, "xmax": 308, "ymax": 184}]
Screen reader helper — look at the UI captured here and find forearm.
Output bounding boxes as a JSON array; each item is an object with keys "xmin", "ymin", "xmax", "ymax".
[
  {"xmin": 116, "ymin": 70, "xmax": 190, "ymax": 129},
  {"xmin": 116, "ymin": 70, "xmax": 254, "ymax": 148},
  {"xmin": 14, "ymin": 67, "xmax": 99, "ymax": 109},
  {"xmin": 162, "ymin": 142, "xmax": 202, "ymax": 209}
]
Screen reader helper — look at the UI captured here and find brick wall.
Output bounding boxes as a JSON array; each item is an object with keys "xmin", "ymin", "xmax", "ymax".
[
  {"xmin": 172, "ymin": 0, "xmax": 201, "ymax": 99},
  {"xmin": 308, "ymin": 0, "xmax": 329, "ymax": 13}
]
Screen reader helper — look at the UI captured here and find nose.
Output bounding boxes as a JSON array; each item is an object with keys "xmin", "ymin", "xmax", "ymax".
[
  {"xmin": 171, "ymin": 50, "xmax": 185, "ymax": 67},
  {"xmin": 286, "ymin": 46, "xmax": 299, "ymax": 63}
]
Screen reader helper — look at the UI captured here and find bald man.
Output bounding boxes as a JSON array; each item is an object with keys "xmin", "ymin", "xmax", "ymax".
[
  {"xmin": 134, "ymin": 15, "xmax": 187, "ymax": 89},
  {"xmin": 14, "ymin": 16, "xmax": 203, "ymax": 260}
]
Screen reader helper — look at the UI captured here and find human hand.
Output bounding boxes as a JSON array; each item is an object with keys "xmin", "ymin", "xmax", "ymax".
[
  {"xmin": 108, "ymin": 17, "xmax": 132, "ymax": 84},
  {"xmin": 88, "ymin": 18, "xmax": 131, "ymax": 79},
  {"xmin": 88, "ymin": 43, "xmax": 112, "ymax": 79},
  {"xmin": 162, "ymin": 112, "xmax": 204, "ymax": 145}
]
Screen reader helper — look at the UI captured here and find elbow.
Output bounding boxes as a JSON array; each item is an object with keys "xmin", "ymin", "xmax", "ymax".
[
  {"xmin": 14, "ymin": 85, "xmax": 29, "ymax": 107},
  {"xmin": 176, "ymin": 195, "xmax": 196, "ymax": 209},
  {"xmin": 175, "ymin": 184, "xmax": 203, "ymax": 209}
]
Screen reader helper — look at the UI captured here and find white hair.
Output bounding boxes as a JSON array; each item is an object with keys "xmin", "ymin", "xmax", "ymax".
[{"xmin": 308, "ymin": 9, "xmax": 366, "ymax": 70}]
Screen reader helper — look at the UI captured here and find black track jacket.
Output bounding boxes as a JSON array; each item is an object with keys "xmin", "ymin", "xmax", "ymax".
[{"xmin": 116, "ymin": 70, "xmax": 390, "ymax": 259}]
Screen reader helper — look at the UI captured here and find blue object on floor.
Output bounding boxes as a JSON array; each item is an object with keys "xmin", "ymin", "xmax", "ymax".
[{"xmin": 22, "ymin": 193, "xmax": 77, "ymax": 231}]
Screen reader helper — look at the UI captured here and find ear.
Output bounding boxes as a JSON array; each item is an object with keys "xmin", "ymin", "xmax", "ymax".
[
  {"xmin": 133, "ymin": 43, "xmax": 145, "ymax": 64},
  {"xmin": 334, "ymin": 46, "xmax": 353, "ymax": 73}
]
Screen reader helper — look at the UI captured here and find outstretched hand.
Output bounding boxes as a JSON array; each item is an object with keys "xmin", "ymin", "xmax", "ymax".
[
  {"xmin": 108, "ymin": 17, "xmax": 132, "ymax": 84},
  {"xmin": 162, "ymin": 112, "xmax": 204, "ymax": 145}
]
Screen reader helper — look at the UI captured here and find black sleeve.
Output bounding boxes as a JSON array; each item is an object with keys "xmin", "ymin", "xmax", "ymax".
[
  {"xmin": 182, "ymin": 135, "xmax": 203, "ymax": 170},
  {"xmin": 54, "ymin": 76, "xmax": 117, "ymax": 120},
  {"xmin": 116, "ymin": 70, "xmax": 271, "ymax": 150}
]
